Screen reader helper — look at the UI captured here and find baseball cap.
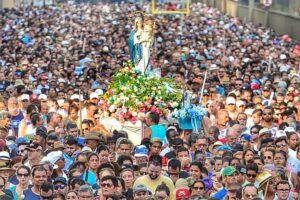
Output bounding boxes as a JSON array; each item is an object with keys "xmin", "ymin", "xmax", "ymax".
[
  {"xmin": 53, "ymin": 177, "xmax": 67, "ymax": 185},
  {"xmin": 89, "ymin": 92, "xmax": 98, "ymax": 99},
  {"xmin": 134, "ymin": 145, "xmax": 148, "ymax": 157},
  {"xmin": 21, "ymin": 94, "xmax": 30, "ymax": 101},
  {"xmin": 226, "ymin": 97, "xmax": 236, "ymax": 105},
  {"xmin": 221, "ymin": 166, "xmax": 236, "ymax": 176},
  {"xmin": 25, "ymin": 143, "xmax": 42, "ymax": 151},
  {"xmin": 259, "ymin": 128, "xmax": 272, "ymax": 137},
  {"xmin": 133, "ymin": 184, "xmax": 148, "ymax": 193},
  {"xmin": 216, "ymin": 145, "xmax": 232, "ymax": 152},
  {"xmin": 240, "ymin": 134, "xmax": 251, "ymax": 142},
  {"xmin": 275, "ymin": 130, "xmax": 287, "ymax": 139},
  {"xmin": 176, "ymin": 188, "xmax": 190, "ymax": 199},
  {"xmin": 38, "ymin": 94, "xmax": 48, "ymax": 101},
  {"xmin": 235, "ymin": 165, "xmax": 246, "ymax": 174}
]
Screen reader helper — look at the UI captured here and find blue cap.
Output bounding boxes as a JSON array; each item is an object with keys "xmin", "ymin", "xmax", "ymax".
[
  {"xmin": 240, "ymin": 134, "xmax": 251, "ymax": 142},
  {"xmin": 216, "ymin": 145, "xmax": 232, "ymax": 152},
  {"xmin": 134, "ymin": 145, "xmax": 148, "ymax": 157},
  {"xmin": 53, "ymin": 177, "xmax": 67, "ymax": 185},
  {"xmin": 15, "ymin": 137, "xmax": 29, "ymax": 146}
]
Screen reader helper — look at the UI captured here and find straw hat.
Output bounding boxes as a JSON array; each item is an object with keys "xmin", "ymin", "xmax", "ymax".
[{"xmin": 257, "ymin": 171, "xmax": 274, "ymax": 189}]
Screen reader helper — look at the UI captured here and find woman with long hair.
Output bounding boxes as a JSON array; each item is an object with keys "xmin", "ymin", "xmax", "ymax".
[{"xmin": 9, "ymin": 165, "xmax": 30, "ymax": 200}]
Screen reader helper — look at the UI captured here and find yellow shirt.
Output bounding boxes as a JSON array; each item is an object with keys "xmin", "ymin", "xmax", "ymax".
[{"xmin": 133, "ymin": 174, "xmax": 175, "ymax": 200}]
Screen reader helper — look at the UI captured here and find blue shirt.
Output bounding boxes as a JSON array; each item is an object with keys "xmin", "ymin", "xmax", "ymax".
[
  {"xmin": 63, "ymin": 152, "xmax": 74, "ymax": 171},
  {"xmin": 23, "ymin": 188, "xmax": 40, "ymax": 200},
  {"xmin": 9, "ymin": 112, "xmax": 24, "ymax": 136},
  {"xmin": 150, "ymin": 124, "xmax": 167, "ymax": 145},
  {"xmin": 83, "ymin": 170, "xmax": 97, "ymax": 186},
  {"xmin": 212, "ymin": 187, "xmax": 227, "ymax": 200}
]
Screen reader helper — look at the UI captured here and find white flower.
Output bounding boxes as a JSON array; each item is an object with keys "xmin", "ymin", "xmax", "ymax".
[
  {"xmin": 132, "ymin": 111, "xmax": 138, "ymax": 117},
  {"xmin": 109, "ymin": 105, "xmax": 116, "ymax": 113}
]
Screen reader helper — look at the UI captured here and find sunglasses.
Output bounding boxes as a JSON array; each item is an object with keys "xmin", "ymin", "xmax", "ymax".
[
  {"xmin": 276, "ymin": 144, "xmax": 287, "ymax": 148},
  {"xmin": 250, "ymin": 131, "xmax": 258, "ymax": 134},
  {"xmin": 263, "ymin": 112, "xmax": 272, "ymax": 115},
  {"xmin": 246, "ymin": 174, "xmax": 257, "ymax": 178},
  {"xmin": 194, "ymin": 187, "xmax": 204, "ymax": 190},
  {"xmin": 54, "ymin": 184, "xmax": 66, "ymax": 190},
  {"xmin": 101, "ymin": 183, "xmax": 113, "ymax": 188},
  {"xmin": 17, "ymin": 173, "xmax": 30, "ymax": 177},
  {"xmin": 264, "ymin": 156, "xmax": 272, "ymax": 159}
]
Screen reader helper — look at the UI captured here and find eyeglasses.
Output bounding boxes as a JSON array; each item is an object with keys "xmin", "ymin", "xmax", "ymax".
[
  {"xmin": 246, "ymin": 174, "xmax": 257, "ymax": 178},
  {"xmin": 250, "ymin": 131, "xmax": 258, "ymax": 134},
  {"xmin": 41, "ymin": 196, "xmax": 53, "ymax": 200},
  {"xmin": 173, "ymin": 145, "xmax": 182, "ymax": 149},
  {"xmin": 264, "ymin": 156, "xmax": 272, "ymax": 159},
  {"xmin": 54, "ymin": 184, "xmax": 66, "ymax": 190},
  {"xmin": 235, "ymin": 84, "xmax": 242, "ymax": 86},
  {"xmin": 276, "ymin": 144, "xmax": 287, "ymax": 148},
  {"xmin": 277, "ymin": 189, "xmax": 290, "ymax": 192},
  {"xmin": 168, "ymin": 172, "xmax": 179, "ymax": 176},
  {"xmin": 194, "ymin": 187, "xmax": 204, "ymax": 190},
  {"xmin": 101, "ymin": 183, "xmax": 113, "ymax": 188},
  {"xmin": 17, "ymin": 173, "xmax": 29, "ymax": 177}
]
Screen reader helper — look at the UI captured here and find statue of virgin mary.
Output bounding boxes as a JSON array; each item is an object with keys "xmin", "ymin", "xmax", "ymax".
[{"xmin": 128, "ymin": 17, "xmax": 143, "ymax": 66}]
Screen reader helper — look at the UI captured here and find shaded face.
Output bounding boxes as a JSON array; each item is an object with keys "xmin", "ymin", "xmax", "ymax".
[
  {"xmin": 227, "ymin": 132, "xmax": 237, "ymax": 146},
  {"xmin": 79, "ymin": 190, "xmax": 93, "ymax": 200},
  {"xmin": 40, "ymin": 189, "xmax": 53, "ymax": 200},
  {"xmin": 155, "ymin": 191, "xmax": 169, "ymax": 200},
  {"xmin": 246, "ymin": 170, "xmax": 257, "ymax": 183},
  {"xmin": 192, "ymin": 182, "xmax": 205, "ymax": 195},
  {"xmin": 54, "ymin": 182, "xmax": 67, "ymax": 195},
  {"xmin": 100, "ymin": 179, "xmax": 115, "ymax": 196},
  {"xmin": 67, "ymin": 191, "xmax": 79, "ymax": 200},
  {"xmin": 121, "ymin": 170, "xmax": 134, "ymax": 188},
  {"xmin": 190, "ymin": 165, "xmax": 201, "ymax": 180},
  {"xmin": 65, "ymin": 144, "xmax": 77, "ymax": 156},
  {"xmin": 276, "ymin": 183, "xmax": 290, "ymax": 200},
  {"xmin": 195, "ymin": 139, "xmax": 208, "ymax": 152},
  {"xmin": 262, "ymin": 109, "xmax": 273, "ymax": 122},
  {"xmin": 168, "ymin": 167, "xmax": 180, "ymax": 183},
  {"xmin": 18, "ymin": 144, "xmax": 28, "ymax": 157},
  {"xmin": 33, "ymin": 170, "xmax": 47, "ymax": 187},
  {"xmin": 98, "ymin": 150, "xmax": 109, "ymax": 164},
  {"xmin": 17, "ymin": 168, "xmax": 30, "ymax": 184},
  {"xmin": 288, "ymin": 134, "xmax": 298, "ymax": 149},
  {"xmin": 150, "ymin": 142, "xmax": 162, "ymax": 155},
  {"xmin": 148, "ymin": 164, "xmax": 161, "ymax": 180},
  {"xmin": 88, "ymin": 155, "xmax": 99, "ymax": 170},
  {"xmin": 134, "ymin": 191, "xmax": 147, "ymax": 199},
  {"xmin": 275, "ymin": 140, "xmax": 288, "ymax": 153},
  {"xmin": 263, "ymin": 151, "xmax": 274, "ymax": 164},
  {"xmin": 274, "ymin": 153, "xmax": 286, "ymax": 166},
  {"xmin": 243, "ymin": 186, "xmax": 258, "ymax": 200},
  {"xmin": 117, "ymin": 144, "xmax": 131, "ymax": 156}
]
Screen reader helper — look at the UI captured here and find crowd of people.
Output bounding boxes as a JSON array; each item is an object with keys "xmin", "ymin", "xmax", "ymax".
[{"xmin": 0, "ymin": 0, "xmax": 300, "ymax": 200}]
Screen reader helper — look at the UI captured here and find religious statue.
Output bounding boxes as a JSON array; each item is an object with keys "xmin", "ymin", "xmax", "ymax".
[
  {"xmin": 128, "ymin": 17, "xmax": 143, "ymax": 67},
  {"xmin": 129, "ymin": 16, "xmax": 155, "ymax": 75}
]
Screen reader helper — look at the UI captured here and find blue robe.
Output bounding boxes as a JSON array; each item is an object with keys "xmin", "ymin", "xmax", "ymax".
[{"xmin": 128, "ymin": 30, "xmax": 142, "ymax": 65}]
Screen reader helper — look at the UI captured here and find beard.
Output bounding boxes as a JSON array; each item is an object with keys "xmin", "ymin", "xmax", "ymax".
[{"xmin": 149, "ymin": 174, "xmax": 159, "ymax": 180}]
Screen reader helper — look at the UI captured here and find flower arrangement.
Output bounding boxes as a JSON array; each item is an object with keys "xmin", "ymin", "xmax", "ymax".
[
  {"xmin": 100, "ymin": 61, "xmax": 182, "ymax": 123},
  {"xmin": 169, "ymin": 104, "xmax": 207, "ymax": 133}
]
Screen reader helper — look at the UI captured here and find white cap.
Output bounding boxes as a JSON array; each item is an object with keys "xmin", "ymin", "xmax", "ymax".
[
  {"xmin": 44, "ymin": 151, "xmax": 63, "ymax": 169},
  {"xmin": 70, "ymin": 94, "xmax": 84, "ymax": 101},
  {"xmin": 21, "ymin": 94, "xmax": 30, "ymax": 101},
  {"xmin": 95, "ymin": 89, "xmax": 104, "ymax": 96},
  {"xmin": 236, "ymin": 100, "xmax": 245, "ymax": 107},
  {"xmin": 38, "ymin": 94, "xmax": 48, "ymax": 101},
  {"xmin": 280, "ymin": 54, "xmax": 287, "ymax": 60},
  {"xmin": 226, "ymin": 97, "xmax": 236, "ymax": 105},
  {"xmin": 0, "ymin": 151, "xmax": 10, "ymax": 160},
  {"xmin": 57, "ymin": 99, "xmax": 64, "ymax": 107},
  {"xmin": 275, "ymin": 130, "xmax": 287, "ymax": 138},
  {"xmin": 81, "ymin": 146, "xmax": 93, "ymax": 153},
  {"xmin": 284, "ymin": 127, "xmax": 296, "ymax": 133},
  {"xmin": 89, "ymin": 92, "xmax": 98, "ymax": 99}
]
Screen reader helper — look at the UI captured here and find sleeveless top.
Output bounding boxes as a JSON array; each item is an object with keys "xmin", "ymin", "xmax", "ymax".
[{"xmin": 150, "ymin": 124, "xmax": 167, "ymax": 145}]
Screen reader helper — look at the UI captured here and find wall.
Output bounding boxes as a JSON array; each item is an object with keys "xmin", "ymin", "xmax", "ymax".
[{"xmin": 198, "ymin": 0, "xmax": 300, "ymax": 41}]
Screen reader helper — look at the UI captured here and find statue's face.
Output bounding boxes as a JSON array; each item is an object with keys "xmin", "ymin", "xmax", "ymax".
[
  {"xmin": 136, "ymin": 20, "xmax": 143, "ymax": 29},
  {"xmin": 144, "ymin": 24, "xmax": 152, "ymax": 32}
]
